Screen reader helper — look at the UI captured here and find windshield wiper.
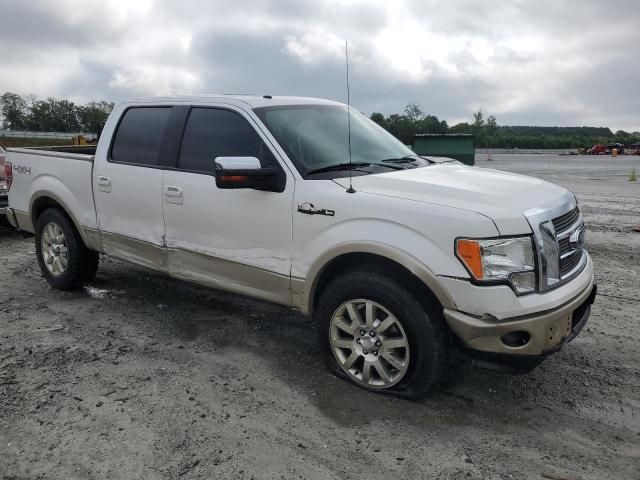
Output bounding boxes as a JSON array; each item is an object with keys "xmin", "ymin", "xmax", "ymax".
[
  {"xmin": 306, "ymin": 162, "xmax": 402, "ymax": 175},
  {"xmin": 306, "ymin": 162, "xmax": 371, "ymax": 175},
  {"xmin": 381, "ymin": 155, "xmax": 434, "ymax": 164}
]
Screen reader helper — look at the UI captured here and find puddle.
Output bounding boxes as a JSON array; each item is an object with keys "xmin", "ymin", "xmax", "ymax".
[{"xmin": 309, "ymin": 376, "xmax": 474, "ymax": 429}]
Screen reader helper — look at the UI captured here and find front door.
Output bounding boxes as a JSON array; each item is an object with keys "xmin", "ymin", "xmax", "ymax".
[{"xmin": 162, "ymin": 105, "xmax": 294, "ymax": 305}]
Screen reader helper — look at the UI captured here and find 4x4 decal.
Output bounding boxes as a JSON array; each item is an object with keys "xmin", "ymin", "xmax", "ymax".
[{"xmin": 14, "ymin": 165, "xmax": 32, "ymax": 175}]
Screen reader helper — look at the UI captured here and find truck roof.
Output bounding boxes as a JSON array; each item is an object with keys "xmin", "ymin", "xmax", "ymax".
[{"xmin": 119, "ymin": 94, "xmax": 345, "ymax": 109}]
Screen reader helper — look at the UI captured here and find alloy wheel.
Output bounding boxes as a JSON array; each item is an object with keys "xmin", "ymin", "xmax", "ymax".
[
  {"xmin": 329, "ymin": 299, "xmax": 410, "ymax": 389},
  {"xmin": 41, "ymin": 222, "xmax": 68, "ymax": 276}
]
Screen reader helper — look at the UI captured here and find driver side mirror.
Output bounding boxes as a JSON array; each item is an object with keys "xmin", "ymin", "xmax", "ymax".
[{"xmin": 214, "ymin": 156, "xmax": 284, "ymax": 192}]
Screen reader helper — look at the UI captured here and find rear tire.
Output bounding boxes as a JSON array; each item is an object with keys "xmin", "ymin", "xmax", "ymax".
[
  {"xmin": 315, "ymin": 270, "xmax": 450, "ymax": 399},
  {"xmin": 35, "ymin": 208, "xmax": 98, "ymax": 290}
]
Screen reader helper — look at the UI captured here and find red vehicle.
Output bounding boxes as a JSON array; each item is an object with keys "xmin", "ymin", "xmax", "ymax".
[
  {"xmin": 588, "ymin": 144, "xmax": 606, "ymax": 154},
  {"xmin": 0, "ymin": 144, "xmax": 9, "ymax": 225}
]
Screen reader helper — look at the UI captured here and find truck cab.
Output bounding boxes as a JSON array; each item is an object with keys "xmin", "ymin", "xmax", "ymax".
[{"xmin": 4, "ymin": 95, "xmax": 596, "ymax": 398}]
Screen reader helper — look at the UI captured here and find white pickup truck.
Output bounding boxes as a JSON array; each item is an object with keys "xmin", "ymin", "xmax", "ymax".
[{"xmin": 4, "ymin": 95, "xmax": 596, "ymax": 398}]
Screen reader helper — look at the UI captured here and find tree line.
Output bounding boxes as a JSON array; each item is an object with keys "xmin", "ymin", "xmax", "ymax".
[
  {"xmin": 2, "ymin": 92, "xmax": 638, "ymax": 148},
  {"xmin": 0, "ymin": 92, "xmax": 114, "ymax": 134},
  {"xmin": 370, "ymin": 103, "xmax": 640, "ymax": 149}
]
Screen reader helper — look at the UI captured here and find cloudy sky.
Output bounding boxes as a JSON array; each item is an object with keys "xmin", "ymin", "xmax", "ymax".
[{"xmin": 1, "ymin": 0, "xmax": 638, "ymax": 130}]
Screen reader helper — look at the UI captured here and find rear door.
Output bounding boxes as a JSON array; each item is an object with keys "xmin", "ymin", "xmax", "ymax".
[
  {"xmin": 93, "ymin": 105, "xmax": 173, "ymax": 270},
  {"xmin": 162, "ymin": 105, "xmax": 295, "ymax": 305}
]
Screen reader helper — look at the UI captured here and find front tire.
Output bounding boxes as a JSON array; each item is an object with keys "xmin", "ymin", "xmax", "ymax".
[
  {"xmin": 35, "ymin": 208, "xmax": 98, "ymax": 290},
  {"xmin": 315, "ymin": 270, "xmax": 450, "ymax": 399}
]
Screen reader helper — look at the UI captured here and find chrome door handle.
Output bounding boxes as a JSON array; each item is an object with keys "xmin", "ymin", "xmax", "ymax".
[
  {"xmin": 97, "ymin": 176, "xmax": 111, "ymax": 186},
  {"xmin": 97, "ymin": 176, "xmax": 112, "ymax": 193},
  {"xmin": 165, "ymin": 186, "xmax": 183, "ymax": 197},
  {"xmin": 165, "ymin": 185, "xmax": 183, "ymax": 205}
]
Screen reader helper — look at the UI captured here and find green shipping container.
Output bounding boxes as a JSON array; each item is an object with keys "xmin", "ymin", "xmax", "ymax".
[{"xmin": 412, "ymin": 134, "xmax": 475, "ymax": 166}]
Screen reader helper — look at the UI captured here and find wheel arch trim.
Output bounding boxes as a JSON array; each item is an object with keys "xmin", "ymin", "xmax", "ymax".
[
  {"xmin": 28, "ymin": 192, "xmax": 99, "ymax": 250},
  {"xmin": 296, "ymin": 242, "xmax": 457, "ymax": 316}
]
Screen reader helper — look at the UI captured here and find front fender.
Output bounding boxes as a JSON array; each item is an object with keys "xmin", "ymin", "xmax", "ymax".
[
  {"xmin": 297, "ymin": 238, "xmax": 459, "ymax": 315},
  {"xmin": 291, "ymin": 185, "xmax": 500, "ymax": 315}
]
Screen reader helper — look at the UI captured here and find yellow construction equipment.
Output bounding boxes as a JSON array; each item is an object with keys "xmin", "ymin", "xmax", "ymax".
[{"xmin": 72, "ymin": 135, "xmax": 87, "ymax": 145}]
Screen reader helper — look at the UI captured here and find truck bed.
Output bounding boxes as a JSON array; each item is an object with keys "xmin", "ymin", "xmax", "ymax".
[
  {"xmin": 8, "ymin": 144, "xmax": 97, "ymax": 157},
  {"xmin": 6, "ymin": 145, "xmax": 98, "ymax": 234}
]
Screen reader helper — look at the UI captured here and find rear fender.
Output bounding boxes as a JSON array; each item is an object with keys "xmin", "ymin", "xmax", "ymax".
[{"xmin": 27, "ymin": 175, "xmax": 99, "ymax": 250}]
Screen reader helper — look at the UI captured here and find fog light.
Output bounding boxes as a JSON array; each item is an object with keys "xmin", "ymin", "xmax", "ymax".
[
  {"xmin": 501, "ymin": 331, "xmax": 531, "ymax": 347},
  {"xmin": 509, "ymin": 271, "xmax": 536, "ymax": 294}
]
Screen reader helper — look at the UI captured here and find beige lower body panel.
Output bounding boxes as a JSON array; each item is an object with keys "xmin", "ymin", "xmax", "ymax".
[
  {"xmin": 12, "ymin": 209, "xmax": 34, "ymax": 232},
  {"xmin": 291, "ymin": 277, "xmax": 306, "ymax": 310},
  {"xmin": 443, "ymin": 275, "xmax": 595, "ymax": 356},
  {"xmin": 82, "ymin": 227, "xmax": 102, "ymax": 252},
  {"xmin": 101, "ymin": 231, "xmax": 168, "ymax": 272},
  {"xmin": 83, "ymin": 230, "xmax": 294, "ymax": 306},
  {"xmin": 4, "ymin": 208, "xmax": 19, "ymax": 228},
  {"xmin": 168, "ymin": 248, "xmax": 291, "ymax": 306},
  {"xmin": 11, "ymin": 212, "xmax": 292, "ymax": 307}
]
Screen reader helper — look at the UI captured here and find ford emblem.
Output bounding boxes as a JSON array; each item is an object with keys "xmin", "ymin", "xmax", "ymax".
[{"xmin": 570, "ymin": 227, "xmax": 586, "ymax": 250}]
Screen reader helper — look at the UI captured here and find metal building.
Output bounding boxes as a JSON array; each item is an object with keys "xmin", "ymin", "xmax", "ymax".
[{"xmin": 412, "ymin": 134, "xmax": 475, "ymax": 166}]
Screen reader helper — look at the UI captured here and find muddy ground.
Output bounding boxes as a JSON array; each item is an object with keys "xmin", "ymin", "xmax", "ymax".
[{"xmin": 1, "ymin": 154, "xmax": 639, "ymax": 480}]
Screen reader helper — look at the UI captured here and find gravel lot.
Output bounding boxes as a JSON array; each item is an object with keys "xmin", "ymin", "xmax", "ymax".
[{"xmin": 1, "ymin": 154, "xmax": 639, "ymax": 480}]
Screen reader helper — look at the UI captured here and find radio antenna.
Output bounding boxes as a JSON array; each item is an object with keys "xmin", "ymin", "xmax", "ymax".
[{"xmin": 345, "ymin": 40, "xmax": 355, "ymax": 194}]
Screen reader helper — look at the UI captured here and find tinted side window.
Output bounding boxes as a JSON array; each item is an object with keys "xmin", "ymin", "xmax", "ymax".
[
  {"xmin": 111, "ymin": 107, "xmax": 171, "ymax": 166},
  {"xmin": 178, "ymin": 108, "xmax": 276, "ymax": 173}
]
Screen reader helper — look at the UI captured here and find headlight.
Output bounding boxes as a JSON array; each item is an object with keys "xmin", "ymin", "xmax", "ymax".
[{"xmin": 456, "ymin": 236, "xmax": 536, "ymax": 294}]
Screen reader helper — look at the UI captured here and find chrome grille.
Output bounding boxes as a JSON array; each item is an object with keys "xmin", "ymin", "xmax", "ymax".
[
  {"xmin": 552, "ymin": 207, "xmax": 579, "ymax": 234},
  {"xmin": 553, "ymin": 207, "xmax": 585, "ymax": 280},
  {"xmin": 525, "ymin": 193, "xmax": 587, "ymax": 292},
  {"xmin": 558, "ymin": 237, "xmax": 571, "ymax": 255},
  {"xmin": 560, "ymin": 250, "xmax": 582, "ymax": 276}
]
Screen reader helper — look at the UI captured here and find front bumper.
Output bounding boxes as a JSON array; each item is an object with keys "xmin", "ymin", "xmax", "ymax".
[{"xmin": 443, "ymin": 274, "xmax": 596, "ymax": 357}]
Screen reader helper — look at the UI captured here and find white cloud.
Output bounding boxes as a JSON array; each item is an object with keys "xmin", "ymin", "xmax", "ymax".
[
  {"xmin": 108, "ymin": 66, "xmax": 201, "ymax": 95},
  {"xmin": 284, "ymin": 31, "xmax": 345, "ymax": 66},
  {"xmin": 0, "ymin": 0, "xmax": 637, "ymax": 130}
]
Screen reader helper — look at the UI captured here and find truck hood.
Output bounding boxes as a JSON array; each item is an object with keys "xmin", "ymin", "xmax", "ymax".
[{"xmin": 334, "ymin": 163, "xmax": 569, "ymax": 235}]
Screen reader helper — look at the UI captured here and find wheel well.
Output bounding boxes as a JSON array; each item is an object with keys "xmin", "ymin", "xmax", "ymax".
[
  {"xmin": 31, "ymin": 196, "xmax": 98, "ymax": 252},
  {"xmin": 31, "ymin": 197, "xmax": 83, "ymax": 240},
  {"xmin": 311, "ymin": 252, "xmax": 442, "ymax": 315},
  {"xmin": 31, "ymin": 196, "xmax": 69, "ymax": 224}
]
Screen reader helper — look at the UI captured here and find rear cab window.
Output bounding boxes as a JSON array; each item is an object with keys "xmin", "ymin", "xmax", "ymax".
[{"xmin": 110, "ymin": 107, "xmax": 172, "ymax": 166}]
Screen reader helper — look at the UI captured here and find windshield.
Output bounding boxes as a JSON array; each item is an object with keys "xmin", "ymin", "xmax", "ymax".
[{"xmin": 254, "ymin": 105, "xmax": 416, "ymax": 176}]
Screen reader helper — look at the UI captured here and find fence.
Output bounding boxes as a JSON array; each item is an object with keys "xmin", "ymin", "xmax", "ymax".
[
  {"xmin": 475, "ymin": 148, "xmax": 572, "ymax": 154},
  {"xmin": 0, "ymin": 130, "xmax": 97, "ymax": 139}
]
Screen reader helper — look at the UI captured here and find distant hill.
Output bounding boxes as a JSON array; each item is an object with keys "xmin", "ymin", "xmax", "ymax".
[
  {"xmin": 370, "ymin": 105, "xmax": 637, "ymax": 149},
  {"xmin": 498, "ymin": 126, "xmax": 613, "ymax": 137}
]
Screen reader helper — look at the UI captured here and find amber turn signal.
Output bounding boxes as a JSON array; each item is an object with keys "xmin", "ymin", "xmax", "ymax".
[
  {"xmin": 220, "ymin": 175, "xmax": 248, "ymax": 182},
  {"xmin": 456, "ymin": 239, "xmax": 484, "ymax": 279}
]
